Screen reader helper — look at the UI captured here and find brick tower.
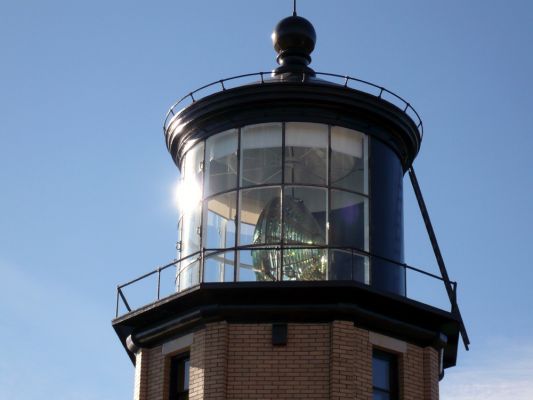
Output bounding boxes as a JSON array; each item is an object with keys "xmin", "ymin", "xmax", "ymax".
[{"xmin": 113, "ymin": 10, "xmax": 468, "ymax": 400}]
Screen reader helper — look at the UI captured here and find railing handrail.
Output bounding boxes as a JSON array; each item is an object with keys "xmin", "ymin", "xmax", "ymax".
[
  {"xmin": 117, "ymin": 245, "xmax": 450, "ymax": 291},
  {"xmin": 115, "ymin": 244, "xmax": 455, "ymax": 318},
  {"xmin": 162, "ymin": 71, "xmax": 424, "ymax": 141}
]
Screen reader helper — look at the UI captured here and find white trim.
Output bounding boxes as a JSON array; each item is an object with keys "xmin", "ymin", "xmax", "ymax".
[
  {"xmin": 369, "ymin": 331, "xmax": 407, "ymax": 353},
  {"xmin": 161, "ymin": 333, "xmax": 194, "ymax": 355}
]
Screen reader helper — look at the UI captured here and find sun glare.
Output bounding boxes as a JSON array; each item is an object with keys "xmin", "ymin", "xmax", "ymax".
[{"xmin": 175, "ymin": 179, "xmax": 202, "ymax": 214}]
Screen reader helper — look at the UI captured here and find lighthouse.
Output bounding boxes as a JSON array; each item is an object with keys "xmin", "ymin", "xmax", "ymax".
[{"xmin": 113, "ymin": 10, "xmax": 468, "ymax": 400}]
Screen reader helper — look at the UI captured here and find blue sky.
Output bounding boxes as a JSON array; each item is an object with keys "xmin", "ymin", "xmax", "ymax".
[{"xmin": 1, "ymin": 1, "xmax": 532, "ymax": 399}]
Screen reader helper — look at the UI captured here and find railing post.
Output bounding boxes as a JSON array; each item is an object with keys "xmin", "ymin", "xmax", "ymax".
[
  {"xmin": 176, "ymin": 261, "xmax": 180, "ymax": 292},
  {"xmin": 350, "ymin": 248, "xmax": 355, "ymax": 281},
  {"xmin": 404, "ymin": 264, "xmax": 408, "ymax": 297},
  {"xmin": 157, "ymin": 268, "xmax": 161, "ymax": 300},
  {"xmin": 199, "ymin": 249, "xmax": 205, "ymax": 286},
  {"xmin": 115, "ymin": 286, "xmax": 120, "ymax": 318}
]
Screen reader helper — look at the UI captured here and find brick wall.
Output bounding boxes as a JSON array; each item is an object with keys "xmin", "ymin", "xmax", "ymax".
[
  {"xmin": 194, "ymin": 322, "xmax": 228, "ymax": 400},
  {"xmin": 226, "ymin": 323, "xmax": 330, "ymax": 399},
  {"xmin": 423, "ymin": 347, "xmax": 439, "ymax": 400},
  {"xmin": 132, "ymin": 321, "xmax": 440, "ymax": 400},
  {"xmin": 133, "ymin": 349, "xmax": 148, "ymax": 400},
  {"xmin": 146, "ymin": 346, "xmax": 168, "ymax": 400},
  {"xmin": 330, "ymin": 321, "xmax": 373, "ymax": 400},
  {"xmin": 401, "ymin": 343, "xmax": 435, "ymax": 400},
  {"xmin": 189, "ymin": 328, "xmax": 205, "ymax": 400}
]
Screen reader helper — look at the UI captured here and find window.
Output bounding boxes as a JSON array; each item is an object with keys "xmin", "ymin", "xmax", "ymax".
[
  {"xmin": 241, "ymin": 123, "xmax": 282, "ymax": 186},
  {"xmin": 176, "ymin": 122, "xmax": 370, "ymax": 289},
  {"xmin": 285, "ymin": 122, "xmax": 328, "ymax": 185},
  {"xmin": 372, "ymin": 349, "xmax": 398, "ymax": 400},
  {"xmin": 205, "ymin": 129, "xmax": 238, "ymax": 197},
  {"xmin": 169, "ymin": 353, "xmax": 190, "ymax": 400}
]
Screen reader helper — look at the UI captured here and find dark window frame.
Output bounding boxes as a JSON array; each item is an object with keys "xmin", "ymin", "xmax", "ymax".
[
  {"xmin": 169, "ymin": 352, "xmax": 190, "ymax": 400},
  {"xmin": 372, "ymin": 349, "xmax": 398, "ymax": 400}
]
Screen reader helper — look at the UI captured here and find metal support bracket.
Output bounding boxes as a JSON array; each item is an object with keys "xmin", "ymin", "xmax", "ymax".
[{"xmin": 408, "ymin": 166, "xmax": 470, "ymax": 350}]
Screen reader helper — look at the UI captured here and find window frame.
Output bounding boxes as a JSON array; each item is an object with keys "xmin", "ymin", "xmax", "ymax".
[
  {"xmin": 169, "ymin": 352, "xmax": 190, "ymax": 400},
  {"xmin": 372, "ymin": 349, "xmax": 399, "ymax": 400}
]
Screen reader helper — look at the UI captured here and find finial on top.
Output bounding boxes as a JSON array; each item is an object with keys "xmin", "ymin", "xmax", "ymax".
[
  {"xmin": 271, "ymin": 12, "xmax": 316, "ymax": 76},
  {"xmin": 293, "ymin": 0, "xmax": 297, "ymax": 16}
]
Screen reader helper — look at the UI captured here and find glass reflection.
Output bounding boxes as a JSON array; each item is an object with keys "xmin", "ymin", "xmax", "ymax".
[
  {"xmin": 179, "ymin": 143, "xmax": 204, "ymax": 259},
  {"xmin": 204, "ymin": 251, "xmax": 235, "ymax": 283},
  {"xmin": 180, "ymin": 202, "xmax": 201, "ymax": 257},
  {"xmin": 241, "ymin": 123, "xmax": 282, "ymax": 187},
  {"xmin": 205, "ymin": 192, "xmax": 236, "ymax": 249},
  {"xmin": 331, "ymin": 126, "xmax": 366, "ymax": 193},
  {"xmin": 329, "ymin": 250, "xmax": 368, "ymax": 283},
  {"xmin": 178, "ymin": 258, "xmax": 199, "ymax": 291},
  {"xmin": 330, "ymin": 190, "xmax": 367, "ymax": 250},
  {"xmin": 182, "ymin": 142, "xmax": 204, "ymax": 189},
  {"xmin": 205, "ymin": 129, "xmax": 238, "ymax": 196},
  {"xmin": 285, "ymin": 122, "xmax": 328, "ymax": 185},
  {"xmin": 239, "ymin": 249, "xmax": 279, "ymax": 282}
]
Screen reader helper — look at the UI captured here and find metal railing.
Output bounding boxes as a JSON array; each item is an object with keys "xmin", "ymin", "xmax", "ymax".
[
  {"xmin": 163, "ymin": 71, "xmax": 424, "ymax": 141},
  {"xmin": 114, "ymin": 245, "xmax": 456, "ymax": 319}
]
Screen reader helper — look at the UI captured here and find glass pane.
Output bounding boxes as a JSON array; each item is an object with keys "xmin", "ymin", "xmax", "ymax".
[
  {"xmin": 183, "ymin": 359, "xmax": 190, "ymax": 390},
  {"xmin": 181, "ymin": 202, "xmax": 202, "ymax": 257},
  {"xmin": 330, "ymin": 190, "xmax": 367, "ymax": 250},
  {"xmin": 178, "ymin": 143, "xmax": 204, "ymax": 260},
  {"xmin": 177, "ymin": 258, "xmax": 200, "ymax": 291},
  {"xmin": 179, "ymin": 143, "xmax": 204, "ymax": 212},
  {"xmin": 204, "ymin": 251, "xmax": 235, "ymax": 283},
  {"xmin": 239, "ymin": 187, "xmax": 282, "ymax": 246},
  {"xmin": 241, "ymin": 123, "xmax": 282, "ymax": 187},
  {"xmin": 238, "ymin": 249, "xmax": 279, "ymax": 281},
  {"xmin": 331, "ymin": 126, "xmax": 366, "ymax": 193},
  {"xmin": 283, "ymin": 187, "xmax": 327, "ymax": 244},
  {"xmin": 285, "ymin": 122, "xmax": 328, "ymax": 185},
  {"xmin": 205, "ymin": 129, "xmax": 238, "ymax": 196},
  {"xmin": 204, "ymin": 192, "xmax": 236, "ymax": 249},
  {"xmin": 181, "ymin": 142, "xmax": 204, "ymax": 188},
  {"xmin": 329, "ymin": 250, "xmax": 368, "ymax": 283},
  {"xmin": 283, "ymin": 246, "xmax": 327, "ymax": 281},
  {"xmin": 282, "ymin": 187, "xmax": 327, "ymax": 281},
  {"xmin": 176, "ymin": 217, "xmax": 182, "ymax": 259},
  {"xmin": 373, "ymin": 391, "xmax": 390, "ymax": 400},
  {"xmin": 373, "ymin": 355, "xmax": 391, "ymax": 390}
]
